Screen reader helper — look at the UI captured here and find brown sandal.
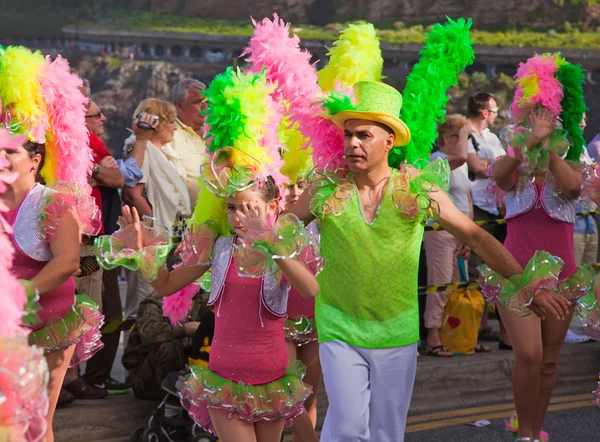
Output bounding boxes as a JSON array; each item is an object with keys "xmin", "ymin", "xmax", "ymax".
[
  {"xmin": 427, "ymin": 345, "xmax": 453, "ymax": 357},
  {"xmin": 474, "ymin": 343, "xmax": 492, "ymax": 353}
]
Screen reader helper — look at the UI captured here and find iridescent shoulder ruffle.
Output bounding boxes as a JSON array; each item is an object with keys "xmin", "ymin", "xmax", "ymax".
[
  {"xmin": 392, "ymin": 158, "xmax": 451, "ymax": 221},
  {"xmin": 180, "ymin": 360, "xmax": 311, "ymax": 433},
  {"xmin": 39, "ymin": 181, "xmax": 101, "ymax": 242},
  {"xmin": 0, "ymin": 335, "xmax": 48, "ymax": 442},
  {"xmin": 28, "ymin": 294, "xmax": 104, "ymax": 366},
  {"xmin": 307, "ymin": 162, "xmax": 356, "ymax": 219},
  {"xmin": 94, "ymin": 222, "xmax": 172, "ymax": 281},
  {"xmin": 308, "ymin": 157, "xmax": 450, "ymax": 222}
]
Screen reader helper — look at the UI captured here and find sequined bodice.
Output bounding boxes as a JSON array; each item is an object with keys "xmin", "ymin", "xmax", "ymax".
[
  {"xmin": 504, "ymin": 174, "xmax": 576, "ymax": 223},
  {"xmin": 208, "ymin": 259, "xmax": 287, "ymax": 384},
  {"xmin": 208, "ymin": 235, "xmax": 290, "ymax": 317}
]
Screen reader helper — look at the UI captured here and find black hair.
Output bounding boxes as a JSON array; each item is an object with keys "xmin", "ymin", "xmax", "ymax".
[
  {"xmin": 23, "ymin": 141, "xmax": 46, "ymax": 184},
  {"xmin": 467, "ymin": 92, "xmax": 496, "ymax": 118},
  {"xmin": 257, "ymin": 176, "xmax": 280, "ymax": 202}
]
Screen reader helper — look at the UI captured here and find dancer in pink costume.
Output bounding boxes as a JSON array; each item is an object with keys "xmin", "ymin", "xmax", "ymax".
[
  {"xmin": 95, "ymin": 67, "xmax": 319, "ymax": 442},
  {"xmin": 0, "ymin": 46, "xmax": 104, "ymax": 442},
  {"xmin": 0, "ymin": 128, "xmax": 50, "ymax": 442},
  {"xmin": 486, "ymin": 54, "xmax": 590, "ymax": 442}
]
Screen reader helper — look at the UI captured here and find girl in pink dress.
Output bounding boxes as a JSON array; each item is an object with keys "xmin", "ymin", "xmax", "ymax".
[
  {"xmin": 491, "ymin": 54, "xmax": 587, "ymax": 442},
  {"xmin": 283, "ymin": 180, "xmax": 323, "ymax": 442},
  {"xmin": 96, "ymin": 67, "xmax": 320, "ymax": 442}
]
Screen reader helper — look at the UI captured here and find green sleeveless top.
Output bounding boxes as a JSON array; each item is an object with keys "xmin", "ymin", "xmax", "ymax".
[{"xmin": 312, "ymin": 160, "xmax": 450, "ymax": 348}]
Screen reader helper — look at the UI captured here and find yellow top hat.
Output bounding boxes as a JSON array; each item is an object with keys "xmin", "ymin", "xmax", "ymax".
[{"xmin": 329, "ymin": 81, "xmax": 411, "ymax": 147}]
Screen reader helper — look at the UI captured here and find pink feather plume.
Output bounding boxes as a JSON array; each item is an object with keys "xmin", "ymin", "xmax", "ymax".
[
  {"xmin": 40, "ymin": 55, "xmax": 93, "ymax": 187},
  {"xmin": 511, "ymin": 53, "xmax": 563, "ymax": 121},
  {"xmin": 162, "ymin": 284, "xmax": 198, "ymax": 326},
  {"xmin": 242, "ymin": 14, "xmax": 344, "ymax": 169}
]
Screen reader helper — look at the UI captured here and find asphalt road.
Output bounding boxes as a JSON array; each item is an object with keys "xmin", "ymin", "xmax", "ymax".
[{"xmin": 404, "ymin": 394, "xmax": 599, "ymax": 442}]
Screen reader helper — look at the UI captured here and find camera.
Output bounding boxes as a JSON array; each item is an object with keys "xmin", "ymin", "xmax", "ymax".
[{"xmin": 135, "ymin": 113, "xmax": 159, "ymax": 130}]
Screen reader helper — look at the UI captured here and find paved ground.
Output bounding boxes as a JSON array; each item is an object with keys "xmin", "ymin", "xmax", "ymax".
[{"xmin": 93, "ymin": 395, "xmax": 599, "ymax": 442}]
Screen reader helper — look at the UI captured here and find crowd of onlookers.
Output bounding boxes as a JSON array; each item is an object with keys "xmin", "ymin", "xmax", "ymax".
[{"xmin": 58, "ymin": 78, "xmax": 211, "ymax": 407}]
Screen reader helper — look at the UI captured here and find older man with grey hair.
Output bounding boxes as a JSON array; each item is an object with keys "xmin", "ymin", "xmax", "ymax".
[{"xmin": 170, "ymin": 78, "xmax": 208, "ymax": 206}]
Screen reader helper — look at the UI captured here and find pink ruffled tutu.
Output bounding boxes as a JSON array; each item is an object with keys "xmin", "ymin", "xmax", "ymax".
[
  {"xmin": 28, "ymin": 295, "xmax": 104, "ymax": 366},
  {"xmin": 179, "ymin": 360, "xmax": 311, "ymax": 434},
  {"xmin": 0, "ymin": 335, "xmax": 49, "ymax": 442}
]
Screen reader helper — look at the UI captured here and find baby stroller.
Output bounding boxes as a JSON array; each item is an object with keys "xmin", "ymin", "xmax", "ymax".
[{"xmin": 129, "ymin": 371, "xmax": 218, "ymax": 442}]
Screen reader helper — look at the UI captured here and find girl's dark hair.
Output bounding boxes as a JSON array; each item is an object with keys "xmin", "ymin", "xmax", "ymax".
[
  {"xmin": 257, "ymin": 176, "xmax": 280, "ymax": 202},
  {"xmin": 23, "ymin": 141, "xmax": 46, "ymax": 184}
]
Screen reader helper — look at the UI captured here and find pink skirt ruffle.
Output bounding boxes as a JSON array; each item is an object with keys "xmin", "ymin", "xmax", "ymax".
[
  {"xmin": 179, "ymin": 360, "xmax": 311, "ymax": 434},
  {"xmin": 28, "ymin": 295, "xmax": 104, "ymax": 367},
  {"xmin": 0, "ymin": 335, "xmax": 49, "ymax": 442}
]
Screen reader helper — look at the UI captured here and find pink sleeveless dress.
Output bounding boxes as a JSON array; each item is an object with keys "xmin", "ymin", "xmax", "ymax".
[
  {"xmin": 6, "ymin": 209, "xmax": 75, "ymax": 330},
  {"xmin": 209, "ymin": 259, "xmax": 288, "ymax": 384},
  {"xmin": 504, "ymin": 183, "xmax": 576, "ymax": 281},
  {"xmin": 180, "ymin": 258, "xmax": 311, "ymax": 433}
]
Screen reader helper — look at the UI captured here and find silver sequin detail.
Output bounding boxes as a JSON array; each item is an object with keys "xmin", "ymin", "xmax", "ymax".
[
  {"xmin": 12, "ymin": 184, "xmax": 53, "ymax": 262},
  {"xmin": 208, "ymin": 235, "xmax": 290, "ymax": 317},
  {"xmin": 504, "ymin": 174, "xmax": 576, "ymax": 223}
]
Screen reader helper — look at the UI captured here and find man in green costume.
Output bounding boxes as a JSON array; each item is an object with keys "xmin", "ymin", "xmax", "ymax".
[{"xmin": 288, "ymin": 81, "xmax": 567, "ymax": 442}]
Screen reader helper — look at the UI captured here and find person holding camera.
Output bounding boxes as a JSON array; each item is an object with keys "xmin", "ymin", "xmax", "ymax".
[{"xmin": 121, "ymin": 99, "xmax": 191, "ymax": 320}]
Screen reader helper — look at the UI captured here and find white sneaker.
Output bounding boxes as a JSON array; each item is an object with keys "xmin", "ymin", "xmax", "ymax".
[{"xmin": 564, "ymin": 329, "xmax": 592, "ymax": 344}]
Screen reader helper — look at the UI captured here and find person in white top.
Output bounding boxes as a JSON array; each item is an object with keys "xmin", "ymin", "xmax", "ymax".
[
  {"xmin": 465, "ymin": 92, "xmax": 512, "ymax": 349},
  {"xmin": 171, "ymin": 78, "xmax": 209, "ymax": 207},
  {"xmin": 121, "ymin": 98, "xmax": 191, "ymax": 320},
  {"xmin": 424, "ymin": 114, "xmax": 491, "ymax": 356}
]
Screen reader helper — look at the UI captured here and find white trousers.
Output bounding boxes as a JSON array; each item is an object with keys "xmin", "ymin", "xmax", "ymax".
[{"xmin": 319, "ymin": 340, "xmax": 418, "ymax": 442}]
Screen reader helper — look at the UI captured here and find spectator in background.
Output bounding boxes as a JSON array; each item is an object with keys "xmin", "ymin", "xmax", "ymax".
[
  {"xmin": 585, "ymin": 127, "xmax": 600, "ymax": 163},
  {"xmin": 170, "ymin": 78, "xmax": 208, "ymax": 206},
  {"xmin": 64, "ymin": 100, "xmax": 126, "ymax": 401},
  {"xmin": 121, "ymin": 99, "xmax": 191, "ymax": 320},
  {"xmin": 465, "ymin": 92, "xmax": 512, "ymax": 350},
  {"xmin": 567, "ymin": 113, "xmax": 595, "ymax": 343},
  {"xmin": 122, "ymin": 292, "xmax": 206, "ymax": 400},
  {"xmin": 424, "ymin": 115, "xmax": 490, "ymax": 356}
]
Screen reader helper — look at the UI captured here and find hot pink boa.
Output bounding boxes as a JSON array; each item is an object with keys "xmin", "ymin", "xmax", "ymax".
[
  {"xmin": 511, "ymin": 53, "xmax": 563, "ymax": 121},
  {"xmin": 242, "ymin": 14, "xmax": 344, "ymax": 169},
  {"xmin": 162, "ymin": 284, "xmax": 198, "ymax": 326},
  {"xmin": 39, "ymin": 55, "xmax": 93, "ymax": 187}
]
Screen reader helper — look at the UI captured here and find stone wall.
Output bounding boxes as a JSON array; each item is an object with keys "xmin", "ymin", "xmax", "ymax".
[{"xmin": 131, "ymin": 0, "xmax": 590, "ymax": 29}]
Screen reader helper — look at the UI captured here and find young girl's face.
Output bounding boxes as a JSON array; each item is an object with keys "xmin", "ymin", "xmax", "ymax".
[
  {"xmin": 285, "ymin": 180, "xmax": 306, "ymax": 207},
  {"xmin": 226, "ymin": 187, "xmax": 278, "ymax": 237}
]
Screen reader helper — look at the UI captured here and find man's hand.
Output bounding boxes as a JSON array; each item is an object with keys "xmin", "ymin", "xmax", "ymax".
[
  {"xmin": 99, "ymin": 156, "xmax": 118, "ymax": 169},
  {"xmin": 88, "ymin": 177, "xmax": 98, "ymax": 187},
  {"xmin": 531, "ymin": 289, "xmax": 570, "ymax": 320},
  {"xmin": 184, "ymin": 321, "xmax": 200, "ymax": 336}
]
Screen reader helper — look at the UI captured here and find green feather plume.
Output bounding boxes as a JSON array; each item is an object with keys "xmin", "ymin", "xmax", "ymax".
[
  {"xmin": 389, "ymin": 17, "xmax": 475, "ymax": 169},
  {"xmin": 557, "ymin": 62, "xmax": 587, "ymax": 162}
]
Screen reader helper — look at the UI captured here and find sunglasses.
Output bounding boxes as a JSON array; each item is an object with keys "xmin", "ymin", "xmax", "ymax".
[
  {"xmin": 85, "ymin": 112, "xmax": 103, "ymax": 119},
  {"xmin": 486, "ymin": 108, "xmax": 499, "ymax": 114}
]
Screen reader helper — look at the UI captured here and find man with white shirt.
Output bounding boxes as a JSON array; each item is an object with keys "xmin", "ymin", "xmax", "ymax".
[
  {"xmin": 466, "ymin": 92, "xmax": 506, "ymax": 230},
  {"xmin": 171, "ymin": 78, "xmax": 208, "ymax": 207},
  {"xmin": 465, "ymin": 92, "xmax": 512, "ymax": 349}
]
